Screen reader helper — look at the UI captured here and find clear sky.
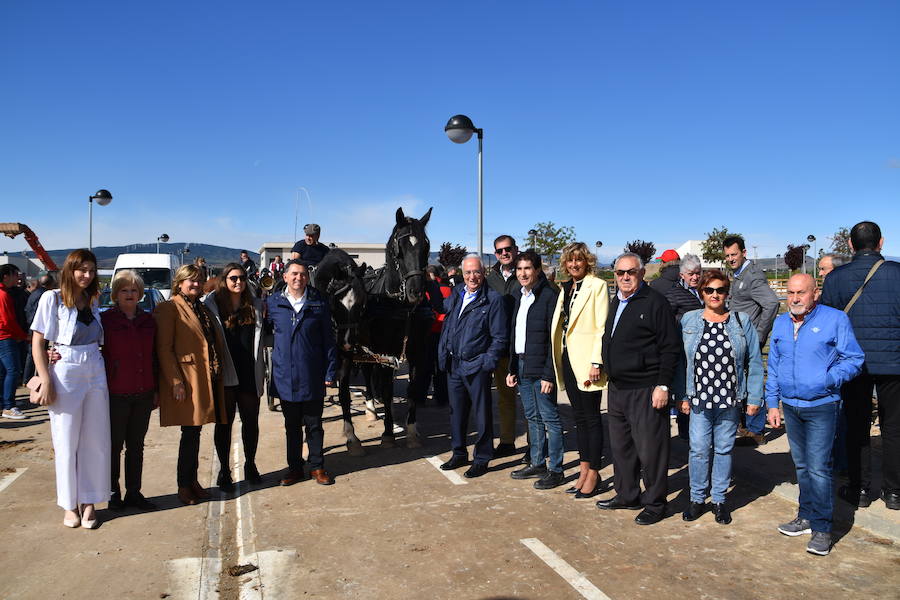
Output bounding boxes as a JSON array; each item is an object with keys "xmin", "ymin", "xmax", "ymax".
[{"xmin": 2, "ymin": 1, "xmax": 898, "ymax": 263}]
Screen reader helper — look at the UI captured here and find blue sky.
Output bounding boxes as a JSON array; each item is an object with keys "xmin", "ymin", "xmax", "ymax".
[{"xmin": 2, "ymin": 1, "xmax": 898, "ymax": 263}]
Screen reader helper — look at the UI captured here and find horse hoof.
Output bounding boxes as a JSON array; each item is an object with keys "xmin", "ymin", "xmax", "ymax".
[
  {"xmin": 380, "ymin": 435, "xmax": 396, "ymax": 448},
  {"xmin": 406, "ymin": 436, "xmax": 422, "ymax": 449},
  {"xmin": 347, "ymin": 440, "xmax": 366, "ymax": 456}
]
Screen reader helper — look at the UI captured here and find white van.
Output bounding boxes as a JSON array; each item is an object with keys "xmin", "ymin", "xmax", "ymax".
[{"xmin": 113, "ymin": 253, "xmax": 180, "ymax": 299}]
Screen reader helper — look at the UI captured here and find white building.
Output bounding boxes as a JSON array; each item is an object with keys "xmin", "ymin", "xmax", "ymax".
[
  {"xmin": 257, "ymin": 242, "xmax": 386, "ymax": 271},
  {"xmin": 0, "ymin": 255, "xmax": 48, "ymax": 277},
  {"xmin": 674, "ymin": 240, "xmax": 724, "ymax": 269}
]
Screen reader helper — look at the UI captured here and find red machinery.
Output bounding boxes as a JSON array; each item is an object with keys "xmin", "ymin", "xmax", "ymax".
[{"xmin": 0, "ymin": 222, "xmax": 59, "ymax": 271}]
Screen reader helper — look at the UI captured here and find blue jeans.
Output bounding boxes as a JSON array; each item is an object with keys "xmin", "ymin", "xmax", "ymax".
[
  {"xmin": 783, "ymin": 401, "xmax": 839, "ymax": 533},
  {"xmin": 688, "ymin": 405, "xmax": 740, "ymax": 504},
  {"xmin": 0, "ymin": 338, "xmax": 22, "ymax": 410},
  {"xmin": 519, "ymin": 377, "xmax": 564, "ymax": 473}
]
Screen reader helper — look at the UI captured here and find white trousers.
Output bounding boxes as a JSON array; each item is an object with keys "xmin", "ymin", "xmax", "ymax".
[{"xmin": 47, "ymin": 344, "xmax": 111, "ymax": 509}]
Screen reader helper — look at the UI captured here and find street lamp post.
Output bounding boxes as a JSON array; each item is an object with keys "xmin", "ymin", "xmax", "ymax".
[
  {"xmin": 88, "ymin": 189, "xmax": 112, "ymax": 252},
  {"xmin": 807, "ymin": 234, "xmax": 817, "ymax": 278},
  {"xmin": 445, "ymin": 114, "xmax": 484, "ymax": 258},
  {"xmin": 776, "ymin": 253, "xmax": 781, "ymax": 281},
  {"xmin": 157, "ymin": 233, "xmax": 169, "ymax": 254},
  {"xmin": 528, "ymin": 229, "xmax": 537, "ymax": 251},
  {"xmin": 180, "ymin": 246, "xmax": 191, "ymax": 266}
]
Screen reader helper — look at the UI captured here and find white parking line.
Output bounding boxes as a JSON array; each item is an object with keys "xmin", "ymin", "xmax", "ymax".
[
  {"xmin": 424, "ymin": 456, "xmax": 468, "ymax": 485},
  {"xmin": 0, "ymin": 468, "xmax": 27, "ymax": 494},
  {"xmin": 520, "ymin": 538, "xmax": 611, "ymax": 600}
]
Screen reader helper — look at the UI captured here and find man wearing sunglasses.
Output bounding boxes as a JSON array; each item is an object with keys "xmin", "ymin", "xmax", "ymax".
[
  {"xmin": 485, "ymin": 235, "xmax": 522, "ymax": 459},
  {"xmin": 723, "ymin": 235, "xmax": 780, "ymax": 446},
  {"xmin": 596, "ymin": 253, "xmax": 680, "ymax": 525}
]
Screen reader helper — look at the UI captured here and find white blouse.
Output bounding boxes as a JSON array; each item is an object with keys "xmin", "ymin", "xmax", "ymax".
[{"xmin": 30, "ymin": 290, "xmax": 104, "ymax": 346}]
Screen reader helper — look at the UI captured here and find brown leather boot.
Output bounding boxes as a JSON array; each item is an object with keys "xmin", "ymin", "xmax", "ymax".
[
  {"xmin": 177, "ymin": 487, "xmax": 198, "ymax": 505},
  {"xmin": 311, "ymin": 469, "xmax": 334, "ymax": 485},
  {"xmin": 190, "ymin": 481, "xmax": 212, "ymax": 499}
]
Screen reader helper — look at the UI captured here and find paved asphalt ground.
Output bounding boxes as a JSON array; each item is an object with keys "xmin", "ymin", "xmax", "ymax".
[{"xmin": 1, "ymin": 374, "xmax": 899, "ymax": 600}]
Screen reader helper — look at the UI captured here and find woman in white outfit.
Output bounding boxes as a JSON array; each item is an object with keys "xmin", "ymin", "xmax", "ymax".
[{"xmin": 31, "ymin": 249, "xmax": 110, "ymax": 529}]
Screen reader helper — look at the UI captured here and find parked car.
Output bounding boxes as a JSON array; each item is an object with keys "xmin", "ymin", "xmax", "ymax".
[{"xmin": 98, "ymin": 287, "xmax": 166, "ymax": 313}]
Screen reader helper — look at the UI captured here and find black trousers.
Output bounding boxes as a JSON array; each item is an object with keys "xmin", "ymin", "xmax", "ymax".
[
  {"xmin": 607, "ymin": 381, "xmax": 670, "ymax": 515},
  {"xmin": 843, "ymin": 373, "xmax": 900, "ymax": 493},
  {"xmin": 214, "ymin": 387, "xmax": 261, "ymax": 471},
  {"xmin": 282, "ymin": 398, "xmax": 325, "ymax": 472},
  {"xmin": 447, "ymin": 366, "xmax": 494, "ymax": 465},
  {"xmin": 405, "ymin": 317, "xmax": 433, "ymax": 404},
  {"xmin": 177, "ymin": 426, "xmax": 203, "ymax": 487},
  {"xmin": 426, "ymin": 332, "xmax": 448, "ymax": 404},
  {"xmin": 562, "ymin": 349, "xmax": 603, "ymax": 470},
  {"xmin": 109, "ymin": 392, "xmax": 154, "ymax": 496}
]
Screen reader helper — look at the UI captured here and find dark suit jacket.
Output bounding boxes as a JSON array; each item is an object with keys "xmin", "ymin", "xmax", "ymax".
[{"xmin": 438, "ymin": 284, "xmax": 508, "ymax": 376}]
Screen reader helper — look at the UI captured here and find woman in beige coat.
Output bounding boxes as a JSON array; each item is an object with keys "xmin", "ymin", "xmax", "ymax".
[
  {"xmin": 550, "ymin": 242, "xmax": 609, "ymax": 498},
  {"xmin": 155, "ymin": 264, "xmax": 227, "ymax": 505}
]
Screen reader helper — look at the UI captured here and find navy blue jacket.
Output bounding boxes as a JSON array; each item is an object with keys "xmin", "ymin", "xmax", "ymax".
[
  {"xmin": 820, "ymin": 251, "xmax": 900, "ymax": 375},
  {"xmin": 508, "ymin": 278, "xmax": 558, "ymax": 382},
  {"xmin": 438, "ymin": 284, "xmax": 509, "ymax": 376},
  {"xmin": 266, "ymin": 287, "xmax": 337, "ymax": 402}
]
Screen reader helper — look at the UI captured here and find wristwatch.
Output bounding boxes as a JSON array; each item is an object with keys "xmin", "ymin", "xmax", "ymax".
[{"xmin": 656, "ymin": 385, "xmax": 669, "ymax": 392}]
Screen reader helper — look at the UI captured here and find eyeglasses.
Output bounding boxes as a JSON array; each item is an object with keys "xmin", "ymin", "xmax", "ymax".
[
  {"xmin": 702, "ymin": 286, "xmax": 728, "ymax": 295},
  {"xmin": 228, "ymin": 275, "xmax": 248, "ymax": 282},
  {"xmin": 684, "ymin": 271, "xmax": 701, "ymax": 277},
  {"xmin": 614, "ymin": 269, "xmax": 640, "ymax": 277},
  {"xmin": 494, "ymin": 246, "xmax": 514, "ymax": 255}
]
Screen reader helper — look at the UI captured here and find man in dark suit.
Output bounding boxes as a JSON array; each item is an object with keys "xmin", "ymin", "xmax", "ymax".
[
  {"xmin": 437, "ymin": 254, "xmax": 509, "ymax": 478},
  {"xmin": 596, "ymin": 252, "xmax": 680, "ymax": 525}
]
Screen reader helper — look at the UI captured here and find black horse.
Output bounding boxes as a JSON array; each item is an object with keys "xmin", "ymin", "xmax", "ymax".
[
  {"xmin": 312, "ymin": 248, "xmax": 369, "ymax": 455},
  {"xmin": 357, "ymin": 206, "xmax": 432, "ymax": 448}
]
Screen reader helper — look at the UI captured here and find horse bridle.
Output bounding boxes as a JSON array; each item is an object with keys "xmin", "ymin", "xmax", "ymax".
[{"xmin": 387, "ymin": 228, "xmax": 428, "ymax": 301}]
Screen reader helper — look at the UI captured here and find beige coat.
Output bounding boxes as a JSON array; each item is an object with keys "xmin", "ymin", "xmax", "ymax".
[
  {"xmin": 154, "ymin": 294, "xmax": 227, "ymax": 427},
  {"xmin": 551, "ymin": 273, "xmax": 610, "ymax": 392}
]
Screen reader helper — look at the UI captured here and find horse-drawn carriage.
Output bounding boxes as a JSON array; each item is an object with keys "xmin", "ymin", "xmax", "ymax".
[{"xmin": 257, "ymin": 207, "xmax": 435, "ymax": 453}]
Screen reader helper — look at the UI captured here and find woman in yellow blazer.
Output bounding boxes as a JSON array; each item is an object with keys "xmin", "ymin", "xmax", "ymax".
[
  {"xmin": 155, "ymin": 264, "xmax": 227, "ymax": 505},
  {"xmin": 551, "ymin": 242, "xmax": 609, "ymax": 498}
]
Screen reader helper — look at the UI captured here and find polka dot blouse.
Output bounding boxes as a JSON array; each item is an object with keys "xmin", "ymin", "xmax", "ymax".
[{"xmin": 690, "ymin": 318, "xmax": 737, "ymax": 410}]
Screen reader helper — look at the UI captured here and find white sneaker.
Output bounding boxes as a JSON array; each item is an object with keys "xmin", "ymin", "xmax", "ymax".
[{"xmin": 1, "ymin": 407, "xmax": 26, "ymax": 420}]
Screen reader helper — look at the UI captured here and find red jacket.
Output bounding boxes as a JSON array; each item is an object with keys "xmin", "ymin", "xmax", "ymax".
[
  {"xmin": 430, "ymin": 284, "xmax": 452, "ymax": 334},
  {"xmin": 101, "ymin": 307, "xmax": 157, "ymax": 395},
  {"xmin": 0, "ymin": 283, "xmax": 27, "ymax": 341}
]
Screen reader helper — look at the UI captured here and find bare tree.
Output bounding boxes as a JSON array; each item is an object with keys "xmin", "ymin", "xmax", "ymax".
[
  {"xmin": 438, "ymin": 242, "xmax": 468, "ymax": 268},
  {"xmin": 783, "ymin": 244, "xmax": 806, "ymax": 271},
  {"xmin": 625, "ymin": 240, "xmax": 657, "ymax": 265},
  {"xmin": 829, "ymin": 226, "xmax": 851, "ymax": 256}
]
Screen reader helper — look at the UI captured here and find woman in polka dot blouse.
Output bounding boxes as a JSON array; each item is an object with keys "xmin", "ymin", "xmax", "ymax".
[{"xmin": 675, "ymin": 269, "xmax": 764, "ymax": 525}]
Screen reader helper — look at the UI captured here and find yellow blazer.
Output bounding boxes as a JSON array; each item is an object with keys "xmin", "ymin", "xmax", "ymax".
[{"xmin": 551, "ymin": 273, "xmax": 609, "ymax": 392}]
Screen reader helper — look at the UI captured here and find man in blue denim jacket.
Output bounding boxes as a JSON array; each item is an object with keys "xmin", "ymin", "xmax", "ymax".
[{"xmin": 767, "ymin": 274, "xmax": 864, "ymax": 556}]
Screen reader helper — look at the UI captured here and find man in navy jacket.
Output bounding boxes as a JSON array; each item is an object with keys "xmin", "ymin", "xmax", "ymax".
[
  {"xmin": 267, "ymin": 260, "xmax": 337, "ymax": 486},
  {"xmin": 821, "ymin": 221, "xmax": 900, "ymax": 510},
  {"xmin": 438, "ymin": 254, "xmax": 509, "ymax": 478}
]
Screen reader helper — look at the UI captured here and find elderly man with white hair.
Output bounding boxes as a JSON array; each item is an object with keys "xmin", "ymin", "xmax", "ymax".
[
  {"xmin": 437, "ymin": 254, "xmax": 509, "ymax": 478},
  {"xmin": 665, "ymin": 253, "xmax": 704, "ymax": 321}
]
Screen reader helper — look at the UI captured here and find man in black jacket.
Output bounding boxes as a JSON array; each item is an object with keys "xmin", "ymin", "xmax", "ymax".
[
  {"xmin": 506, "ymin": 251, "xmax": 563, "ymax": 489},
  {"xmin": 596, "ymin": 253, "xmax": 680, "ymax": 525},
  {"xmin": 649, "ymin": 249, "xmax": 680, "ymax": 294}
]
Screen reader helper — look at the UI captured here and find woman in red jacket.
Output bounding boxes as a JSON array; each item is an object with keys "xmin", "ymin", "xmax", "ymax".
[{"xmin": 101, "ymin": 270, "xmax": 158, "ymax": 511}]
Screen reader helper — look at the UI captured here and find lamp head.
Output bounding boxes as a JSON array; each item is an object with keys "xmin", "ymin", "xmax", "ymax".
[
  {"xmin": 159, "ymin": 234, "xmax": 169, "ymax": 243},
  {"xmin": 807, "ymin": 234, "xmax": 816, "ymax": 243},
  {"xmin": 91, "ymin": 189, "xmax": 112, "ymax": 206},
  {"xmin": 445, "ymin": 114, "xmax": 476, "ymax": 144}
]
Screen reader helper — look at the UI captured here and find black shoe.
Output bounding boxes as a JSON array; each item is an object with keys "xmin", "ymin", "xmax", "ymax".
[
  {"xmin": 519, "ymin": 452, "xmax": 532, "ymax": 465},
  {"xmin": 565, "ymin": 486, "xmax": 579, "ymax": 494},
  {"xmin": 440, "ymin": 456, "xmax": 468, "ymax": 471},
  {"xmin": 244, "ymin": 463, "xmax": 263, "ymax": 485},
  {"xmin": 712, "ymin": 503, "xmax": 732, "ymax": 524},
  {"xmin": 882, "ymin": 490, "xmax": 900, "ymax": 510},
  {"xmin": 534, "ymin": 471, "xmax": 565, "ymax": 490},
  {"xmin": 511, "ymin": 464, "xmax": 548, "ymax": 480},
  {"xmin": 464, "ymin": 463, "xmax": 489, "ymax": 478},
  {"xmin": 635, "ymin": 509, "xmax": 664, "ymax": 525},
  {"xmin": 838, "ymin": 485, "xmax": 872, "ymax": 508},
  {"xmin": 596, "ymin": 496, "xmax": 642, "ymax": 511},
  {"xmin": 575, "ymin": 487, "xmax": 605, "ymax": 499},
  {"xmin": 217, "ymin": 469, "xmax": 235, "ymax": 493},
  {"xmin": 124, "ymin": 492, "xmax": 158, "ymax": 511},
  {"xmin": 108, "ymin": 492, "xmax": 125, "ymax": 511},
  {"xmin": 682, "ymin": 502, "xmax": 705, "ymax": 522},
  {"xmin": 493, "ymin": 443, "xmax": 517, "ymax": 458}
]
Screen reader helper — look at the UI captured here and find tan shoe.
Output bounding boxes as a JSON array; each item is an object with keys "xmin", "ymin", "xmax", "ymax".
[{"xmin": 310, "ymin": 469, "xmax": 334, "ymax": 485}]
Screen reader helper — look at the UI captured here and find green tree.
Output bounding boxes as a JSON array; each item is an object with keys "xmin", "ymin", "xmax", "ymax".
[
  {"xmin": 624, "ymin": 240, "xmax": 656, "ymax": 264},
  {"xmin": 525, "ymin": 222, "xmax": 576, "ymax": 264},
  {"xmin": 829, "ymin": 226, "xmax": 851, "ymax": 256},
  {"xmin": 701, "ymin": 225, "xmax": 741, "ymax": 265},
  {"xmin": 437, "ymin": 242, "xmax": 468, "ymax": 268}
]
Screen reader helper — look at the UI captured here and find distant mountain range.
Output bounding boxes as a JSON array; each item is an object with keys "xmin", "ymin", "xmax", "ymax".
[{"xmin": 25, "ymin": 243, "xmax": 259, "ymax": 269}]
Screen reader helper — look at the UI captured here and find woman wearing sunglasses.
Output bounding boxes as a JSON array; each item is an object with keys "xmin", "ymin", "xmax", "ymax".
[
  {"xmin": 155, "ymin": 264, "xmax": 227, "ymax": 505},
  {"xmin": 676, "ymin": 269, "xmax": 764, "ymax": 524},
  {"xmin": 203, "ymin": 263, "xmax": 265, "ymax": 491}
]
